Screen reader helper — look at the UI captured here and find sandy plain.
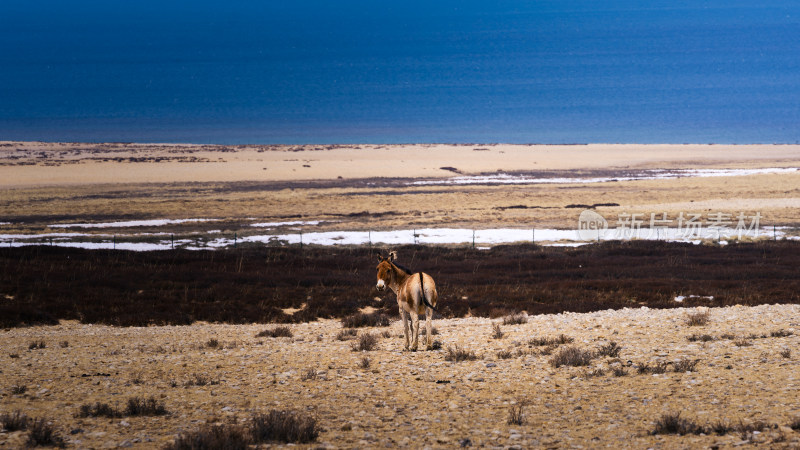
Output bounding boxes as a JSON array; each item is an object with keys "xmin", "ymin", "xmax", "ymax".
[
  {"xmin": 2, "ymin": 305, "xmax": 800, "ymax": 448},
  {"xmin": 1, "ymin": 142, "xmax": 800, "ymax": 236}
]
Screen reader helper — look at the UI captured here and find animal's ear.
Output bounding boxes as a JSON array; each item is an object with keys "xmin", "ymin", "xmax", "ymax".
[
  {"xmin": 377, "ymin": 254, "xmax": 384, "ymax": 262},
  {"xmin": 388, "ymin": 251, "xmax": 397, "ymax": 262}
]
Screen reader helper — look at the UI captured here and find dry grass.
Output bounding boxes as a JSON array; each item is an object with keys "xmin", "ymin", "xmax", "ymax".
[
  {"xmin": 503, "ymin": 313, "xmax": 528, "ymax": 325},
  {"xmin": 342, "ymin": 312, "xmax": 390, "ymax": 328},
  {"xmin": 491, "ymin": 323, "xmax": 504, "ymax": 339},
  {"xmin": 550, "ymin": 346, "xmax": 595, "ymax": 368},
  {"xmin": 26, "ymin": 418, "xmax": 65, "ymax": 448},
  {"xmin": 445, "ymin": 346, "xmax": 478, "ymax": 362},
  {"xmin": 256, "ymin": 326, "xmax": 293, "ymax": 338},
  {"xmin": 0, "ymin": 410, "xmax": 30, "ymax": 431},
  {"xmin": 686, "ymin": 311, "xmax": 710, "ymax": 326},
  {"xmin": 351, "ymin": 332, "xmax": 378, "ymax": 352}
]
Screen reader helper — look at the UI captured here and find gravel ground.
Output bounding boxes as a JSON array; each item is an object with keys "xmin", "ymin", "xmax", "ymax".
[{"xmin": 2, "ymin": 304, "xmax": 800, "ymax": 448}]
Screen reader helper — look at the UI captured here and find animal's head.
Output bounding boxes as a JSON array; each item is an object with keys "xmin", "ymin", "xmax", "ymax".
[{"xmin": 375, "ymin": 251, "xmax": 397, "ymax": 291}]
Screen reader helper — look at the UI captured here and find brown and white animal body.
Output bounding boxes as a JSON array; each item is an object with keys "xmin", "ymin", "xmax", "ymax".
[{"xmin": 376, "ymin": 251, "xmax": 439, "ymax": 351}]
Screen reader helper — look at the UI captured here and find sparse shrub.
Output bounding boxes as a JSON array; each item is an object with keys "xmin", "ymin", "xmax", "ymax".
[
  {"xmin": 75, "ymin": 402, "xmax": 123, "ymax": 418},
  {"xmin": 206, "ymin": 338, "xmax": 219, "ymax": 348},
  {"xmin": 503, "ymin": 313, "xmax": 528, "ymax": 325},
  {"xmin": 336, "ymin": 328, "xmax": 358, "ymax": 340},
  {"xmin": 445, "ymin": 346, "xmax": 478, "ymax": 362},
  {"xmin": 250, "ymin": 410, "xmax": 319, "ymax": 444},
  {"xmin": 734, "ymin": 338, "xmax": 753, "ymax": 347},
  {"xmin": 491, "ymin": 323, "xmax": 504, "ymax": 339},
  {"xmin": 672, "ymin": 359, "xmax": 699, "ymax": 372},
  {"xmin": 301, "ymin": 368, "xmax": 318, "ymax": 381},
  {"xmin": 341, "ymin": 312, "xmax": 390, "ymax": 328},
  {"xmin": 165, "ymin": 423, "xmax": 250, "ymax": 450},
  {"xmin": 59, "ymin": 341, "xmax": 69, "ymax": 348},
  {"xmin": 686, "ymin": 311, "xmax": 709, "ymax": 326},
  {"xmin": 611, "ymin": 366, "xmax": 628, "ymax": 377},
  {"xmin": 720, "ymin": 333, "xmax": 736, "ymax": 340},
  {"xmin": 11, "ymin": 384, "xmax": 27, "ymax": 395},
  {"xmin": 430, "ymin": 340, "xmax": 442, "ymax": 350},
  {"xmin": 770, "ymin": 329, "xmax": 793, "ymax": 338},
  {"xmin": 26, "ymin": 418, "xmax": 65, "ymax": 448},
  {"xmin": 359, "ymin": 357, "xmax": 371, "ymax": 369},
  {"xmin": 597, "ymin": 341, "xmax": 621, "ymax": 358},
  {"xmin": 651, "ymin": 412, "xmax": 702, "ymax": 435},
  {"xmin": 186, "ymin": 373, "xmax": 218, "ymax": 386},
  {"xmin": 529, "ymin": 334, "xmax": 573, "ymax": 347},
  {"xmin": 507, "ymin": 402, "xmax": 526, "ymax": 425},
  {"xmin": 687, "ymin": 334, "xmax": 715, "ymax": 342},
  {"xmin": 538, "ymin": 344, "xmax": 557, "ymax": 356},
  {"xmin": 125, "ymin": 396, "xmax": 168, "ymax": 416},
  {"xmin": 9, "ymin": 353, "xmax": 19, "ymax": 358},
  {"xmin": 789, "ymin": 417, "xmax": 800, "ymax": 431},
  {"xmin": 130, "ymin": 371, "xmax": 144, "ymax": 385},
  {"xmin": 780, "ymin": 349, "xmax": 791, "ymax": 358},
  {"xmin": 28, "ymin": 340, "xmax": 46, "ymax": 350},
  {"xmin": 550, "ymin": 346, "xmax": 595, "ymax": 368},
  {"xmin": 1, "ymin": 410, "xmax": 30, "ymax": 431},
  {"xmin": 381, "ymin": 330, "xmax": 391, "ymax": 338},
  {"xmin": 256, "ymin": 326, "xmax": 293, "ymax": 338},
  {"xmin": 497, "ymin": 349, "xmax": 513, "ymax": 359},
  {"xmin": 585, "ymin": 368, "xmax": 606, "ymax": 378},
  {"xmin": 351, "ymin": 332, "xmax": 378, "ymax": 351},
  {"xmin": 637, "ymin": 361, "xmax": 669, "ymax": 374}
]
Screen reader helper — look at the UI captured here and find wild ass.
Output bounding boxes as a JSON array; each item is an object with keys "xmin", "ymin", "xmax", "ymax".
[{"xmin": 376, "ymin": 251, "xmax": 439, "ymax": 351}]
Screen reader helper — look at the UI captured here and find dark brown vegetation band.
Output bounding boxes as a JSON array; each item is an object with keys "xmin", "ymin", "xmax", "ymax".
[{"xmin": 1, "ymin": 241, "xmax": 799, "ymax": 328}]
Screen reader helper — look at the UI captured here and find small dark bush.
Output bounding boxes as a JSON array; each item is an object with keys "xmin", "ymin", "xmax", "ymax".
[
  {"xmin": 550, "ymin": 346, "xmax": 595, "ymax": 368},
  {"xmin": 503, "ymin": 313, "xmax": 528, "ymax": 325},
  {"xmin": 76, "ymin": 402, "xmax": 123, "ymax": 418},
  {"xmin": 1, "ymin": 410, "xmax": 30, "ymax": 431},
  {"xmin": 789, "ymin": 417, "xmax": 800, "ymax": 431},
  {"xmin": 720, "ymin": 333, "xmax": 736, "ymax": 340},
  {"xmin": 341, "ymin": 313, "xmax": 390, "ymax": 328},
  {"xmin": 585, "ymin": 368, "xmax": 606, "ymax": 378},
  {"xmin": 686, "ymin": 311, "xmax": 709, "ymax": 326},
  {"xmin": 359, "ymin": 357, "xmax": 370, "ymax": 369},
  {"xmin": 28, "ymin": 340, "xmax": 46, "ymax": 350},
  {"xmin": 734, "ymin": 338, "xmax": 753, "ymax": 347},
  {"xmin": 529, "ymin": 334, "xmax": 573, "ymax": 347},
  {"xmin": 672, "ymin": 359, "xmax": 700, "ymax": 372},
  {"xmin": 125, "ymin": 396, "xmax": 168, "ymax": 416},
  {"xmin": 491, "ymin": 323, "xmax": 504, "ymax": 339},
  {"xmin": 186, "ymin": 373, "xmax": 218, "ymax": 387},
  {"xmin": 611, "ymin": 366, "xmax": 628, "ymax": 377},
  {"xmin": 165, "ymin": 423, "xmax": 250, "ymax": 450},
  {"xmin": 351, "ymin": 332, "xmax": 378, "ymax": 351},
  {"xmin": 26, "ymin": 418, "xmax": 65, "ymax": 448},
  {"xmin": 9, "ymin": 353, "xmax": 19, "ymax": 358},
  {"xmin": 256, "ymin": 326, "xmax": 293, "ymax": 338},
  {"xmin": 651, "ymin": 412, "xmax": 702, "ymax": 435},
  {"xmin": 11, "ymin": 384, "xmax": 27, "ymax": 395},
  {"xmin": 430, "ymin": 340, "xmax": 442, "ymax": 350},
  {"xmin": 637, "ymin": 361, "xmax": 669, "ymax": 374},
  {"xmin": 770, "ymin": 329, "xmax": 793, "ymax": 338},
  {"xmin": 507, "ymin": 402, "xmax": 526, "ymax": 425},
  {"xmin": 445, "ymin": 346, "xmax": 478, "ymax": 362},
  {"xmin": 780, "ymin": 349, "xmax": 791, "ymax": 358},
  {"xmin": 597, "ymin": 341, "xmax": 621, "ymax": 358},
  {"xmin": 497, "ymin": 349, "xmax": 513, "ymax": 359},
  {"xmin": 59, "ymin": 341, "xmax": 69, "ymax": 348},
  {"xmin": 336, "ymin": 328, "xmax": 358, "ymax": 340},
  {"xmin": 687, "ymin": 334, "xmax": 715, "ymax": 342},
  {"xmin": 250, "ymin": 410, "xmax": 319, "ymax": 444},
  {"xmin": 300, "ymin": 368, "xmax": 318, "ymax": 381},
  {"xmin": 206, "ymin": 338, "xmax": 219, "ymax": 348}
]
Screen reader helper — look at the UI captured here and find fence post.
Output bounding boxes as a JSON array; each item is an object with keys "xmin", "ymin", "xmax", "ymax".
[
  {"xmin": 300, "ymin": 231, "xmax": 303, "ymax": 249},
  {"xmin": 368, "ymin": 230, "xmax": 372, "ymax": 247},
  {"xmin": 774, "ymin": 225, "xmax": 776, "ymax": 241},
  {"xmin": 234, "ymin": 232, "xmax": 237, "ymax": 248},
  {"xmin": 171, "ymin": 234, "xmax": 174, "ymax": 250},
  {"xmin": 113, "ymin": 235, "xmax": 116, "ymax": 250},
  {"xmin": 472, "ymin": 230, "xmax": 475, "ymax": 249},
  {"xmin": 532, "ymin": 228, "xmax": 534, "ymax": 243}
]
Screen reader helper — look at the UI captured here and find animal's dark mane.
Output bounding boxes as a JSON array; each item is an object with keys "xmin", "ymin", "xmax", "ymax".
[{"xmin": 392, "ymin": 262, "xmax": 414, "ymax": 275}]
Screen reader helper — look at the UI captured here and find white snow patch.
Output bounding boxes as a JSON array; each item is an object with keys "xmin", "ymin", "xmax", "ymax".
[
  {"xmin": 675, "ymin": 295, "xmax": 714, "ymax": 303},
  {"xmin": 411, "ymin": 167, "xmax": 799, "ymax": 186}
]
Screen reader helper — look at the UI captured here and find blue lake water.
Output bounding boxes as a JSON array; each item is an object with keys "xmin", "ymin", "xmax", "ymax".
[{"xmin": 1, "ymin": 0, "xmax": 799, "ymax": 144}]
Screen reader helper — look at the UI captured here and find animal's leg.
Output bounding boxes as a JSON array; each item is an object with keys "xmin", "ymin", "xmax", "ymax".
[
  {"xmin": 425, "ymin": 307, "xmax": 433, "ymax": 350},
  {"xmin": 410, "ymin": 312, "xmax": 420, "ymax": 351},
  {"xmin": 400, "ymin": 308, "xmax": 410, "ymax": 351}
]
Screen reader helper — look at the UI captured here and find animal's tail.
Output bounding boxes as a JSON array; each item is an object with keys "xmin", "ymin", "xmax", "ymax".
[{"xmin": 419, "ymin": 272, "xmax": 438, "ymax": 312}]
